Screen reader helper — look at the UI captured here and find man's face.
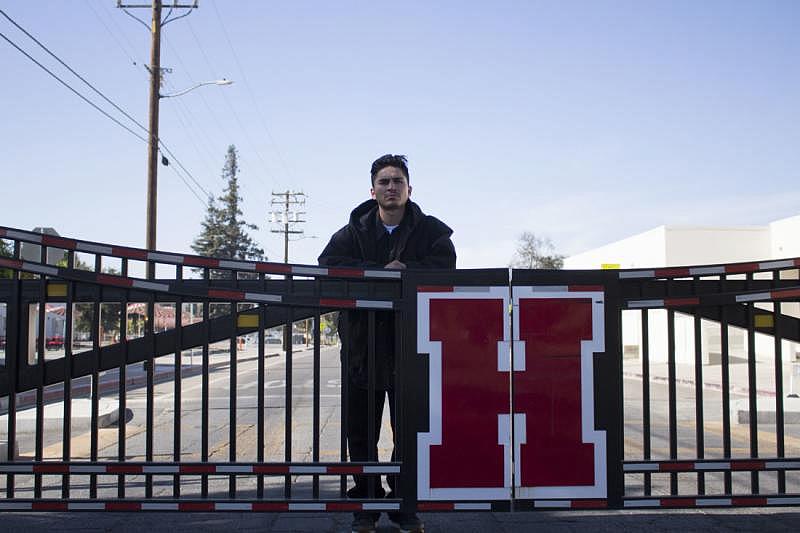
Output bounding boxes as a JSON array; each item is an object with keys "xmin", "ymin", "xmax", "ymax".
[{"xmin": 371, "ymin": 166, "xmax": 412, "ymax": 210}]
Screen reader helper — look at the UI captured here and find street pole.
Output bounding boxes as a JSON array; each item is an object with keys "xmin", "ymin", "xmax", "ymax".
[
  {"xmin": 269, "ymin": 191, "xmax": 306, "ymax": 350},
  {"xmin": 145, "ymin": 0, "xmax": 162, "ymax": 279},
  {"xmin": 118, "ymin": 0, "xmax": 198, "ymax": 278}
]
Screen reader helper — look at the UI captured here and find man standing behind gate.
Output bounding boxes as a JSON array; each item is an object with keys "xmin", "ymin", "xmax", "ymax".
[{"xmin": 319, "ymin": 154, "xmax": 456, "ymax": 533}]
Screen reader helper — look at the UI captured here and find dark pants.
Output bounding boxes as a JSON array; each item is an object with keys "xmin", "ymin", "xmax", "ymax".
[{"xmin": 346, "ymin": 385, "xmax": 397, "ymax": 502}]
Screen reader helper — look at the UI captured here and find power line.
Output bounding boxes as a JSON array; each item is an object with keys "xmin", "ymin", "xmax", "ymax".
[
  {"xmin": 186, "ymin": 17, "xmax": 278, "ymax": 192},
  {"xmin": 0, "ymin": 8, "xmax": 149, "ymax": 136},
  {"xmin": 84, "ymin": 1, "xmax": 141, "ymax": 67},
  {"xmin": 210, "ymin": 1, "xmax": 296, "ymax": 185},
  {"xmin": 0, "ymin": 29, "xmax": 149, "ymax": 143},
  {"xmin": 1, "ymin": 7, "xmax": 211, "ymax": 204}
]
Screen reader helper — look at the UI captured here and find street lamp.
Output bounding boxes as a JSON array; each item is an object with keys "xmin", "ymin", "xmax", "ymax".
[
  {"xmin": 160, "ymin": 79, "xmax": 233, "ymax": 98},
  {"xmin": 144, "ymin": 66, "xmax": 233, "ymax": 277}
]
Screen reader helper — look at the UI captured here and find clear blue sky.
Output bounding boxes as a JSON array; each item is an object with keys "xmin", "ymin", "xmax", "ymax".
[{"xmin": 1, "ymin": 1, "xmax": 798, "ymax": 268}]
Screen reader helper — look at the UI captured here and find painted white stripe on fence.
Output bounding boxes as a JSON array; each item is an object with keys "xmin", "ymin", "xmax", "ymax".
[
  {"xmin": 7, "ymin": 230, "xmax": 41, "ymax": 243},
  {"xmin": 454, "ymin": 502, "xmax": 492, "ymax": 510},
  {"xmin": 70, "ymin": 465, "xmax": 106, "ymax": 473},
  {"xmin": 628, "ymin": 299, "xmax": 663, "ymax": 309},
  {"xmin": 23, "ymin": 262, "xmax": 58, "ymax": 276},
  {"xmin": 290, "ymin": 466, "xmax": 326, "ymax": 474},
  {"xmin": 147, "ymin": 252, "xmax": 183, "ymax": 264},
  {"xmin": 767, "ymin": 461, "xmax": 800, "ymax": 469},
  {"xmin": 530, "ymin": 286, "xmax": 568, "ymax": 292},
  {"xmin": 355, "ymin": 300, "xmax": 393, "ymax": 309},
  {"xmin": 364, "ymin": 502, "xmax": 400, "ymax": 510},
  {"xmin": 690, "ymin": 266, "xmax": 725, "ymax": 276},
  {"xmin": 132, "ymin": 280, "xmax": 170, "ymax": 292},
  {"xmin": 215, "ymin": 502, "xmax": 252, "ymax": 511},
  {"xmin": 624, "ymin": 499, "xmax": 660, "ymax": 508},
  {"xmin": 289, "ymin": 503, "xmax": 325, "ymax": 511},
  {"xmin": 697, "ymin": 498, "xmax": 730, "ymax": 506},
  {"xmin": 363, "ymin": 466, "xmax": 401, "ymax": 474},
  {"xmin": 69, "ymin": 502, "xmax": 105, "ymax": 510},
  {"xmin": 76, "ymin": 242, "xmax": 112, "ymax": 255},
  {"xmin": 292, "ymin": 266, "xmax": 327, "ymax": 276},
  {"xmin": 219, "ymin": 260, "xmax": 256, "ymax": 271},
  {"xmin": 768, "ymin": 497, "xmax": 800, "ymax": 505},
  {"xmin": 364, "ymin": 270, "xmax": 401, "ymax": 279},
  {"xmin": 215, "ymin": 465, "xmax": 253, "ymax": 474},
  {"xmin": 534, "ymin": 500, "xmax": 571, "ymax": 508},
  {"xmin": 760, "ymin": 260, "xmax": 795, "ymax": 270},
  {"xmin": 244, "ymin": 292, "xmax": 282, "ymax": 303},
  {"xmin": 695, "ymin": 462, "xmax": 730, "ymax": 470},
  {"xmin": 453, "ymin": 286, "xmax": 493, "ymax": 292},
  {"xmin": 619, "ymin": 270, "xmax": 655, "ymax": 279},
  {"xmin": 623, "ymin": 463, "xmax": 658, "ymax": 472},
  {"xmin": 0, "ymin": 502, "xmax": 33, "ymax": 510},
  {"xmin": 142, "ymin": 466, "xmax": 179, "ymax": 474},
  {"xmin": 0, "ymin": 465, "xmax": 31, "ymax": 473},
  {"xmin": 735, "ymin": 293, "xmax": 770, "ymax": 303},
  {"xmin": 142, "ymin": 503, "xmax": 179, "ymax": 511}
]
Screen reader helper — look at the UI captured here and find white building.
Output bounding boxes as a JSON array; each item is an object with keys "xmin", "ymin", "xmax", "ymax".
[{"xmin": 565, "ymin": 215, "xmax": 800, "ymax": 365}]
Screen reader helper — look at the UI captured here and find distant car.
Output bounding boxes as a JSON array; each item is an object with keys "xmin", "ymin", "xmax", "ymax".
[
  {"xmin": 0, "ymin": 336, "xmax": 5, "ymax": 349},
  {"xmin": 45, "ymin": 335, "xmax": 64, "ymax": 350}
]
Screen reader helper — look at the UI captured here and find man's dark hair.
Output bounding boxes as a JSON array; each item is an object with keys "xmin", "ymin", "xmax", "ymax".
[{"xmin": 370, "ymin": 154, "xmax": 409, "ymax": 184}]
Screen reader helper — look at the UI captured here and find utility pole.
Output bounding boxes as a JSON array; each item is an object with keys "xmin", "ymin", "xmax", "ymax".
[
  {"xmin": 117, "ymin": 1, "xmax": 198, "ymax": 278},
  {"xmin": 145, "ymin": 0, "xmax": 162, "ymax": 273},
  {"xmin": 269, "ymin": 191, "xmax": 307, "ymax": 264},
  {"xmin": 269, "ymin": 191, "xmax": 306, "ymax": 350}
]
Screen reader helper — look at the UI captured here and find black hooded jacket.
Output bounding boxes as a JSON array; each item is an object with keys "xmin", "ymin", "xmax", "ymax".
[{"xmin": 318, "ymin": 199, "xmax": 456, "ymax": 389}]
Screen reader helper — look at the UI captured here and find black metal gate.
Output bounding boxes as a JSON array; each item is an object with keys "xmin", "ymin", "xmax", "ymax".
[{"xmin": 1, "ymin": 225, "xmax": 799, "ymax": 512}]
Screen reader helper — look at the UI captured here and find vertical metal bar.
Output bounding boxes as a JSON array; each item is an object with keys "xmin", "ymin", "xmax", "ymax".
[
  {"xmin": 229, "ymin": 299, "xmax": 237, "ymax": 498},
  {"xmin": 508, "ymin": 283, "xmax": 516, "ymax": 510},
  {"xmin": 284, "ymin": 306, "xmax": 294, "ymax": 498},
  {"xmin": 393, "ymin": 307, "xmax": 404, "ymax": 468},
  {"xmin": 641, "ymin": 309, "xmax": 651, "ymax": 496},
  {"xmin": 117, "ymin": 280, "xmax": 128, "ymax": 499},
  {"xmin": 256, "ymin": 290, "xmax": 266, "ymax": 498},
  {"xmin": 667, "ymin": 309, "xmax": 678, "ymax": 495},
  {"xmin": 745, "ymin": 272, "xmax": 759, "ymax": 494},
  {"xmin": 116, "ymin": 259, "xmax": 129, "ymax": 498},
  {"xmin": 5, "ymin": 241, "xmax": 21, "ymax": 497},
  {"xmin": 61, "ymin": 277, "xmax": 74, "ymax": 499},
  {"xmin": 145, "ymin": 292, "xmax": 155, "ymax": 498},
  {"xmin": 340, "ymin": 310, "xmax": 349, "ymax": 498},
  {"xmin": 366, "ymin": 310, "xmax": 376, "ymax": 499},
  {"xmin": 34, "ymin": 244, "xmax": 45, "ymax": 499},
  {"xmin": 693, "ymin": 308, "xmax": 705, "ymax": 495},
  {"xmin": 173, "ymin": 274, "xmax": 183, "ymax": 497},
  {"xmin": 774, "ymin": 298, "xmax": 785, "ymax": 494},
  {"xmin": 312, "ymin": 309, "xmax": 321, "ymax": 499},
  {"xmin": 201, "ymin": 297, "xmax": 210, "ymax": 499},
  {"xmin": 720, "ymin": 303, "xmax": 732, "ymax": 494}
]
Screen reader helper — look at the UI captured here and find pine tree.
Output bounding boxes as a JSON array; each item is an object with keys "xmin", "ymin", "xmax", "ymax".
[{"xmin": 192, "ymin": 145, "xmax": 265, "ymax": 264}]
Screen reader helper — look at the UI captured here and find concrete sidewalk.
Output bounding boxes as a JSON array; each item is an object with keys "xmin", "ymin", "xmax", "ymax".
[{"xmin": 0, "ymin": 508, "xmax": 797, "ymax": 532}]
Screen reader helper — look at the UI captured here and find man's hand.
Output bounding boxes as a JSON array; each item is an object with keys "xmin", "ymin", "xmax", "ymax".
[{"xmin": 385, "ymin": 260, "xmax": 406, "ymax": 270}]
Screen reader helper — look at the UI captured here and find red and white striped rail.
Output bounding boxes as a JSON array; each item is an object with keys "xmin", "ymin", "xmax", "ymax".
[
  {"xmin": 624, "ymin": 496, "xmax": 800, "ymax": 508},
  {"xmin": 623, "ymin": 459, "xmax": 800, "ymax": 473},
  {"xmin": 619, "ymin": 259, "xmax": 800, "ymax": 281},
  {"xmin": 0, "ymin": 226, "xmax": 401, "ymax": 280},
  {"xmin": 0, "ymin": 256, "xmax": 396, "ymax": 310},
  {"xmin": 0, "ymin": 500, "xmax": 401, "ymax": 512}
]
